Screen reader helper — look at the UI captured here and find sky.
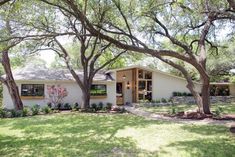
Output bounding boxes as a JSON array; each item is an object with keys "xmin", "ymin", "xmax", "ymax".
[{"xmin": 39, "ymin": 50, "xmax": 56, "ymax": 66}]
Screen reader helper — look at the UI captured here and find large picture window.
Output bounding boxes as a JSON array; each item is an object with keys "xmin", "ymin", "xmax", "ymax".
[
  {"xmin": 21, "ymin": 84, "xmax": 44, "ymax": 96},
  {"xmin": 90, "ymin": 84, "xmax": 107, "ymax": 96}
]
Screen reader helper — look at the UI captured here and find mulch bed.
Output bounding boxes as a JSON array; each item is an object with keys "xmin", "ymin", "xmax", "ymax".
[
  {"xmin": 213, "ymin": 114, "xmax": 235, "ymax": 121},
  {"xmin": 164, "ymin": 111, "xmax": 235, "ymax": 121}
]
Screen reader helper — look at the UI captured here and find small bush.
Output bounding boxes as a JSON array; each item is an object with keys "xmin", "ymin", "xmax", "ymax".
[
  {"xmin": 64, "ymin": 103, "xmax": 71, "ymax": 110},
  {"xmin": 172, "ymin": 92, "xmax": 178, "ymax": 96},
  {"xmin": 91, "ymin": 103, "xmax": 98, "ymax": 111},
  {"xmin": 72, "ymin": 102, "xmax": 80, "ymax": 111},
  {"xmin": 98, "ymin": 102, "xmax": 104, "ymax": 110},
  {"xmin": 155, "ymin": 99, "xmax": 161, "ymax": 103},
  {"xmin": 56, "ymin": 103, "xmax": 62, "ymax": 110},
  {"xmin": 215, "ymin": 106, "xmax": 223, "ymax": 117},
  {"xmin": 161, "ymin": 98, "xmax": 167, "ymax": 103},
  {"xmin": 106, "ymin": 103, "xmax": 112, "ymax": 110},
  {"xmin": 187, "ymin": 93, "xmax": 193, "ymax": 96},
  {"xmin": 169, "ymin": 105, "xmax": 176, "ymax": 115},
  {"xmin": 0, "ymin": 108, "xmax": 7, "ymax": 118},
  {"xmin": 31, "ymin": 104, "xmax": 40, "ymax": 115},
  {"xmin": 42, "ymin": 106, "xmax": 51, "ymax": 114},
  {"xmin": 10, "ymin": 109, "xmax": 22, "ymax": 117},
  {"xmin": 22, "ymin": 108, "xmax": 29, "ymax": 117},
  {"xmin": 47, "ymin": 102, "xmax": 52, "ymax": 108}
]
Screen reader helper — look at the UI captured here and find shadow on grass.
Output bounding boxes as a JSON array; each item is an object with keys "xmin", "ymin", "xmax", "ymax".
[
  {"xmin": 160, "ymin": 124, "xmax": 235, "ymax": 157},
  {"xmin": 180, "ymin": 124, "xmax": 230, "ymax": 136},
  {"xmin": 0, "ymin": 113, "xmax": 164, "ymax": 156},
  {"xmin": 164, "ymin": 138, "xmax": 235, "ymax": 157}
]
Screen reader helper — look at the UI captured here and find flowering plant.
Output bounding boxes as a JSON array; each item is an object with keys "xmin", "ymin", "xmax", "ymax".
[{"xmin": 47, "ymin": 85, "xmax": 68, "ymax": 106}]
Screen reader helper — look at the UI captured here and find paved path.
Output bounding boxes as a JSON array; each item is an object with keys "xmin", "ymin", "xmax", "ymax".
[{"xmin": 124, "ymin": 106, "xmax": 235, "ymax": 127}]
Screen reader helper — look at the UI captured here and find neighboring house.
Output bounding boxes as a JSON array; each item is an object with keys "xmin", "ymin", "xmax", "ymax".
[{"xmin": 2, "ymin": 65, "xmax": 235, "ymax": 109}]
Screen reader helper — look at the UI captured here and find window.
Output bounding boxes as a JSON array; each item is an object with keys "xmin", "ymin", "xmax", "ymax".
[
  {"xmin": 21, "ymin": 84, "xmax": 44, "ymax": 96},
  {"xmin": 90, "ymin": 84, "xmax": 107, "ymax": 96},
  {"xmin": 116, "ymin": 83, "xmax": 123, "ymax": 94},
  {"xmin": 137, "ymin": 69, "xmax": 152, "ymax": 102},
  {"xmin": 138, "ymin": 81, "xmax": 146, "ymax": 90},
  {"xmin": 138, "ymin": 70, "xmax": 143, "ymax": 79},
  {"xmin": 145, "ymin": 71, "xmax": 152, "ymax": 79},
  {"xmin": 210, "ymin": 85, "xmax": 230, "ymax": 96}
]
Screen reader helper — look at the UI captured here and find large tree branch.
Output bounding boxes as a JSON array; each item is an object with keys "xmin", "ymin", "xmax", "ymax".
[
  {"xmin": 94, "ymin": 49, "xmax": 126, "ymax": 74},
  {"xmin": 0, "ymin": 0, "xmax": 11, "ymax": 6},
  {"xmin": 42, "ymin": 0, "xmax": 209, "ymax": 80},
  {"xmin": 53, "ymin": 38, "xmax": 85, "ymax": 90}
]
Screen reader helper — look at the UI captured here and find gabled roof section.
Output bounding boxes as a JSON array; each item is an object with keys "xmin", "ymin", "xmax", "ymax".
[{"xmin": 108, "ymin": 65, "xmax": 201, "ymax": 84}]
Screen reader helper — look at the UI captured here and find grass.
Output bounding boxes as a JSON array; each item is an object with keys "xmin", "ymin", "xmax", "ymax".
[
  {"xmin": 0, "ymin": 113, "xmax": 234, "ymax": 157},
  {"xmin": 140, "ymin": 103, "xmax": 235, "ymax": 115}
]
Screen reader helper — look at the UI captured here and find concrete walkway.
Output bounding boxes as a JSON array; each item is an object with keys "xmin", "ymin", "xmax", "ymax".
[{"xmin": 124, "ymin": 105, "xmax": 235, "ymax": 127}]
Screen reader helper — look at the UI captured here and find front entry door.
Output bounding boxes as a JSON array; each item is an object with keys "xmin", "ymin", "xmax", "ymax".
[{"xmin": 116, "ymin": 82, "xmax": 124, "ymax": 105}]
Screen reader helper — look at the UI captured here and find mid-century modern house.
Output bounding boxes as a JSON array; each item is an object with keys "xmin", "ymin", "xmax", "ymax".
[{"xmin": 2, "ymin": 65, "xmax": 235, "ymax": 109}]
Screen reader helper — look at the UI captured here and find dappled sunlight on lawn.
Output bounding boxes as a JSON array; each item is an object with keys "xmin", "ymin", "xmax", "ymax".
[
  {"xmin": 0, "ymin": 113, "xmax": 234, "ymax": 157},
  {"xmin": 115, "ymin": 123, "xmax": 235, "ymax": 156}
]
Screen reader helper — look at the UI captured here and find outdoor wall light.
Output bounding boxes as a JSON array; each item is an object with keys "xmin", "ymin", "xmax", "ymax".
[
  {"xmin": 122, "ymin": 75, "xmax": 126, "ymax": 80},
  {"xmin": 127, "ymin": 81, "xmax": 130, "ymax": 89}
]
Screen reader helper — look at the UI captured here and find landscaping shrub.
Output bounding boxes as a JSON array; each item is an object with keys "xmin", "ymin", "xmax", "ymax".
[
  {"xmin": 22, "ymin": 108, "xmax": 29, "ymax": 117},
  {"xmin": 10, "ymin": 109, "xmax": 22, "ymax": 117},
  {"xmin": 214, "ymin": 106, "xmax": 223, "ymax": 117},
  {"xmin": 72, "ymin": 102, "xmax": 80, "ymax": 111},
  {"xmin": 0, "ymin": 108, "xmax": 7, "ymax": 118},
  {"xmin": 64, "ymin": 103, "xmax": 71, "ymax": 110},
  {"xmin": 98, "ymin": 102, "xmax": 104, "ymax": 110},
  {"xmin": 161, "ymin": 98, "xmax": 167, "ymax": 103},
  {"xmin": 47, "ymin": 102, "xmax": 52, "ymax": 108},
  {"xmin": 173, "ymin": 92, "xmax": 193, "ymax": 97},
  {"xmin": 155, "ymin": 99, "xmax": 161, "ymax": 103},
  {"xmin": 56, "ymin": 103, "xmax": 62, "ymax": 110},
  {"xmin": 31, "ymin": 104, "xmax": 40, "ymax": 115},
  {"xmin": 42, "ymin": 106, "xmax": 51, "ymax": 114},
  {"xmin": 91, "ymin": 103, "xmax": 98, "ymax": 111},
  {"xmin": 172, "ymin": 92, "xmax": 178, "ymax": 96},
  {"xmin": 169, "ymin": 105, "xmax": 176, "ymax": 115},
  {"xmin": 187, "ymin": 93, "xmax": 193, "ymax": 96},
  {"xmin": 106, "ymin": 103, "xmax": 112, "ymax": 110}
]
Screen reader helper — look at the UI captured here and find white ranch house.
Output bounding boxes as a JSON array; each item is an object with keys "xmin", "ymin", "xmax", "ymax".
[{"xmin": 2, "ymin": 65, "xmax": 235, "ymax": 109}]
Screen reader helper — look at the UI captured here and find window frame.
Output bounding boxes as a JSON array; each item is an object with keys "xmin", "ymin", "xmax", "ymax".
[
  {"xmin": 21, "ymin": 84, "xmax": 45, "ymax": 97},
  {"xmin": 90, "ymin": 84, "xmax": 107, "ymax": 96}
]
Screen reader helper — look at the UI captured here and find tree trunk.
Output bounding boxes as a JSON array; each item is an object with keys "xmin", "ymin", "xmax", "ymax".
[
  {"xmin": 2, "ymin": 51, "xmax": 23, "ymax": 110},
  {"xmin": 81, "ymin": 88, "xmax": 90, "ymax": 110},
  {"xmin": 201, "ymin": 78, "xmax": 211, "ymax": 114},
  {"xmin": 186, "ymin": 83, "xmax": 203, "ymax": 113}
]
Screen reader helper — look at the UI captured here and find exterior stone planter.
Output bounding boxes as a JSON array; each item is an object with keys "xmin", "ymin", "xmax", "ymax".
[{"xmin": 171, "ymin": 96, "xmax": 235, "ymax": 104}]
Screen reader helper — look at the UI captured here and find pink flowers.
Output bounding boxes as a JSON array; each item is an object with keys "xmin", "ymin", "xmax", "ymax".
[{"xmin": 47, "ymin": 85, "xmax": 68, "ymax": 105}]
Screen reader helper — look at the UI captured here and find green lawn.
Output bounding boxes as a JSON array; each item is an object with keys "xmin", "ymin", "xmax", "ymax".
[
  {"xmin": 139, "ymin": 103, "xmax": 235, "ymax": 115},
  {"xmin": 0, "ymin": 113, "xmax": 234, "ymax": 157}
]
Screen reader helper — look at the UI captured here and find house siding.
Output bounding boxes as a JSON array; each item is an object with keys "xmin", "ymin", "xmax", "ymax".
[
  {"xmin": 230, "ymin": 84, "xmax": 235, "ymax": 96},
  {"xmin": 2, "ymin": 80, "xmax": 116, "ymax": 109},
  {"xmin": 152, "ymin": 72, "xmax": 201, "ymax": 100}
]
